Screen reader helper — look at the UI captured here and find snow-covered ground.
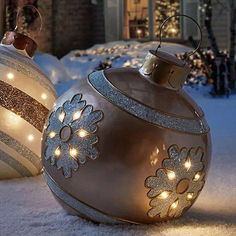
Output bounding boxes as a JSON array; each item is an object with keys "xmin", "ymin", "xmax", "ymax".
[{"xmin": 1, "ymin": 42, "xmax": 236, "ymax": 236}]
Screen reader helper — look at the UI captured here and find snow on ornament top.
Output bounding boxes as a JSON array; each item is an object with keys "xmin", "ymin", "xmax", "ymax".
[{"xmin": 0, "ymin": 6, "xmax": 57, "ymax": 179}]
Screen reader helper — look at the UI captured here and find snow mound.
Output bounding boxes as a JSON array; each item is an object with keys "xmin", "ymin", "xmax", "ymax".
[{"xmin": 61, "ymin": 40, "xmax": 192, "ymax": 81}]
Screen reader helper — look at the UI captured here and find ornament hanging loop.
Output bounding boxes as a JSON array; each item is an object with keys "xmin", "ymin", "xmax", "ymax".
[
  {"xmin": 155, "ymin": 14, "xmax": 202, "ymax": 59},
  {"xmin": 15, "ymin": 5, "xmax": 43, "ymax": 39}
]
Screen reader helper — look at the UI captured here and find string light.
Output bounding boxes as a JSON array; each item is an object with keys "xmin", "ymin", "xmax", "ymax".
[
  {"xmin": 72, "ymin": 111, "xmax": 82, "ymax": 121},
  {"xmin": 154, "ymin": 0, "xmax": 180, "ymax": 38},
  {"xmin": 136, "ymin": 29, "xmax": 142, "ymax": 35},
  {"xmin": 7, "ymin": 73, "xmax": 14, "ymax": 80},
  {"xmin": 27, "ymin": 134, "xmax": 34, "ymax": 141}
]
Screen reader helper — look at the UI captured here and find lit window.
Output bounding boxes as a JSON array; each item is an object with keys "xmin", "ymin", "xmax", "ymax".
[
  {"xmin": 154, "ymin": 0, "xmax": 180, "ymax": 38},
  {"xmin": 123, "ymin": 0, "xmax": 149, "ymax": 39}
]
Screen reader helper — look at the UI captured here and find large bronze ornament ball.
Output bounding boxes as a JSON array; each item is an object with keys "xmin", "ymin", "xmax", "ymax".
[{"xmin": 42, "ymin": 50, "xmax": 211, "ymax": 224}]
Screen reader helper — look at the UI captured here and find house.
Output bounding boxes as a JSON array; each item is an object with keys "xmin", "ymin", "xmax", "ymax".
[{"xmin": 0, "ymin": 0, "xmax": 234, "ymax": 57}]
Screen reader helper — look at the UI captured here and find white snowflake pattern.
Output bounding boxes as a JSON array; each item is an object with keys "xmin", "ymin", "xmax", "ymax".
[
  {"xmin": 145, "ymin": 144, "xmax": 205, "ymax": 219},
  {"xmin": 45, "ymin": 94, "xmax": 103, "ymax": 178}
]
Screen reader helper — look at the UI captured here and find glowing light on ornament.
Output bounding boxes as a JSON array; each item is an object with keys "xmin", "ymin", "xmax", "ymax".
[
  {"xmin": 77, "ymin": 129, "xmax": 88, "ymax": 138},
  {"xmin": 171, "ymin": 200, "xmax": 178, "ymax": 209},
  {"xmin": 184, "ymin": 159, "xmax": 191, "ymax": 171},
  {"xmin": 27, "ymin": 134, "xmax": 34, "ymax": 141},
  {"xmin": 41, "ymin": 93, "xmax": 47, "ymax": 100},
  {"xmin": 69, "ymin": 147, "xmax": 78, "ymax": 159},
  {"xmin": 54, "ymin": 146, "xmax": 61, "ymax": 157},
  {"xmin": 49, "ymin": 131, "xmax": 56, "ymax": 139},
  {"xmin": 167, "ymin": 170, "xmax": 176, "ymax": 180},
  {"xmin": 158, "ymin": 191, "xmax": 171, "ymax": 199},
  {"xmin": 187, "ymin": 193, "xmax": 193, "ymax": 200},
  {"xmin": 193, "ymin": 173, "xmax": 201, "ymax": 181},
  {"xmin": 58, "ymin": 111, "xmax": 65, "ymax": 122},
  {"xmin": 72, "ymin": 111, "xmax": 82, "ymax": 121},
  {"xmin": 7, "ymin": 73, "xmax": 14, "ymax": 80}
]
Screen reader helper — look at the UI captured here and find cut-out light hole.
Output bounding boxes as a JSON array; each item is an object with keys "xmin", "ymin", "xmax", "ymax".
[
  {"xmin": 54, "ymin": 146, "xmax": 61, "ymax": 157},
  {"xmin": 49, "ymin": 131, "xmax": 56, "ymax": 139},
  {"xmin": 77, "ymin": 129, "xmax": 88, "ymax": 138},
  {"xmin": 58, "ymin": 111, "xmax": 65, "ymax": 122},
  {"xmin": 187, "ymin": 193, "xmax": 194, "ymax": 200},
  {"xmin": 193, "ymin": 173, "xmax": 201, "ymax": 181},
  {"xmin": 158, "ymin": 191, "xmax": 171, "ymax": 199},
  {"xmin": 70, "ymin": 147, "xmax": 78, "ymax": 159},
  {"xmin": 184, "ymin": 158, "xmax": 191, "ymax": 171},
  {"xmin": 72, "ymin": 111, "xmax": 82, "ymax": 121},
  {"xmin": 167, "ymin": 170, "xmax": 176, "ymax": 180},
  {"xmin": 171, "ymin": 200, "xmax": 178, "ymax": 209}
]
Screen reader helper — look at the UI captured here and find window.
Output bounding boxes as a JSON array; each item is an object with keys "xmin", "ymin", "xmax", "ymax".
[
  {"xmin": 123, "ymin": 0, "xmax": 149, "ymax": 39},
  {"xmin": 154, "ymin": 0, "xmax": 180, "ymax": 38},
  {"xmin": 104, "ymin": 0, "xmax": 200, "ymax": 42},
  {"xmin": 123, "ymin": 0, "xmax": 180, "ymax": 40}
]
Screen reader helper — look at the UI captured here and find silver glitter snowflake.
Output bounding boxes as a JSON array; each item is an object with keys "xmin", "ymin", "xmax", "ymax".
[
  {"xmin": 45, "ymin": 94, "xmax": 103, "ymax": 178},
  {"xmin": 145, "ymin": 144, "xmax": 205, "ymax": 219}
]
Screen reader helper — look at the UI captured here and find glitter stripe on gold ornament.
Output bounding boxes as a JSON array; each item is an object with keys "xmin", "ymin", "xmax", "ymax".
[
  {"xmin": 0, "ymin": 80, "xmax": 49, "ymax": 132},
  {"xmin": 44, "ymin": 170, "xmax": 130, "ymax": 224}
]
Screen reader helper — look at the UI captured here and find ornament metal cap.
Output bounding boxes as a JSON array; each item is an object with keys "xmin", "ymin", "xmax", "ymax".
[
  {"xmin": 140, "ymin": 14, "xmax": 202, "ymax": 91},
  {"xmin": 139, "ymin": 50, "xmax": 191, "ymax": 90},
  {"xmin": 1, "ymin": 5, "xmax": 42, "ymax": 57},
  {"xmin": 1, "ymin": 31, "xmax": 37, "ymax": 57}
]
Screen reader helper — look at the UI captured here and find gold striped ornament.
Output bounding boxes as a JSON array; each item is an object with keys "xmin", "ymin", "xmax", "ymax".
[{"xmin": 0, "ymin": 31, "xmax": 57, "ymax": 179}]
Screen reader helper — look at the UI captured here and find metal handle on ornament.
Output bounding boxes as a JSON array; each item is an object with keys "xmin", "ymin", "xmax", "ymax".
[
  {"xmin": 15, "ymin": 5, "xmax": 43, "ymax": 38},
  {"xmin": 155, "ymin": 14, "xmax": 202, "ymax": 59}
]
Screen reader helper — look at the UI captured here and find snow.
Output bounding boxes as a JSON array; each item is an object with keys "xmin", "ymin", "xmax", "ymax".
[
  {"xmin": 1, "ymin": 41, "xmax": 236, "ymax": 235},
  {"xmin": 60, "ymin": 41, "xmax": 191, "ymax": 83},
  {"xmin": 33, "ymin": 52, "xmax": 72, "ymax": 85}
]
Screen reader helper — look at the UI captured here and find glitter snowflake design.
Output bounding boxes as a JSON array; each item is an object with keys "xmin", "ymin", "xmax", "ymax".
[
  {"xmin": 145, "ymin": 145, "xmax": 205, "ymax": 219},
  {"xmin": 45, "ymin": 94, "xmax": 103, "ymax": 178}
]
